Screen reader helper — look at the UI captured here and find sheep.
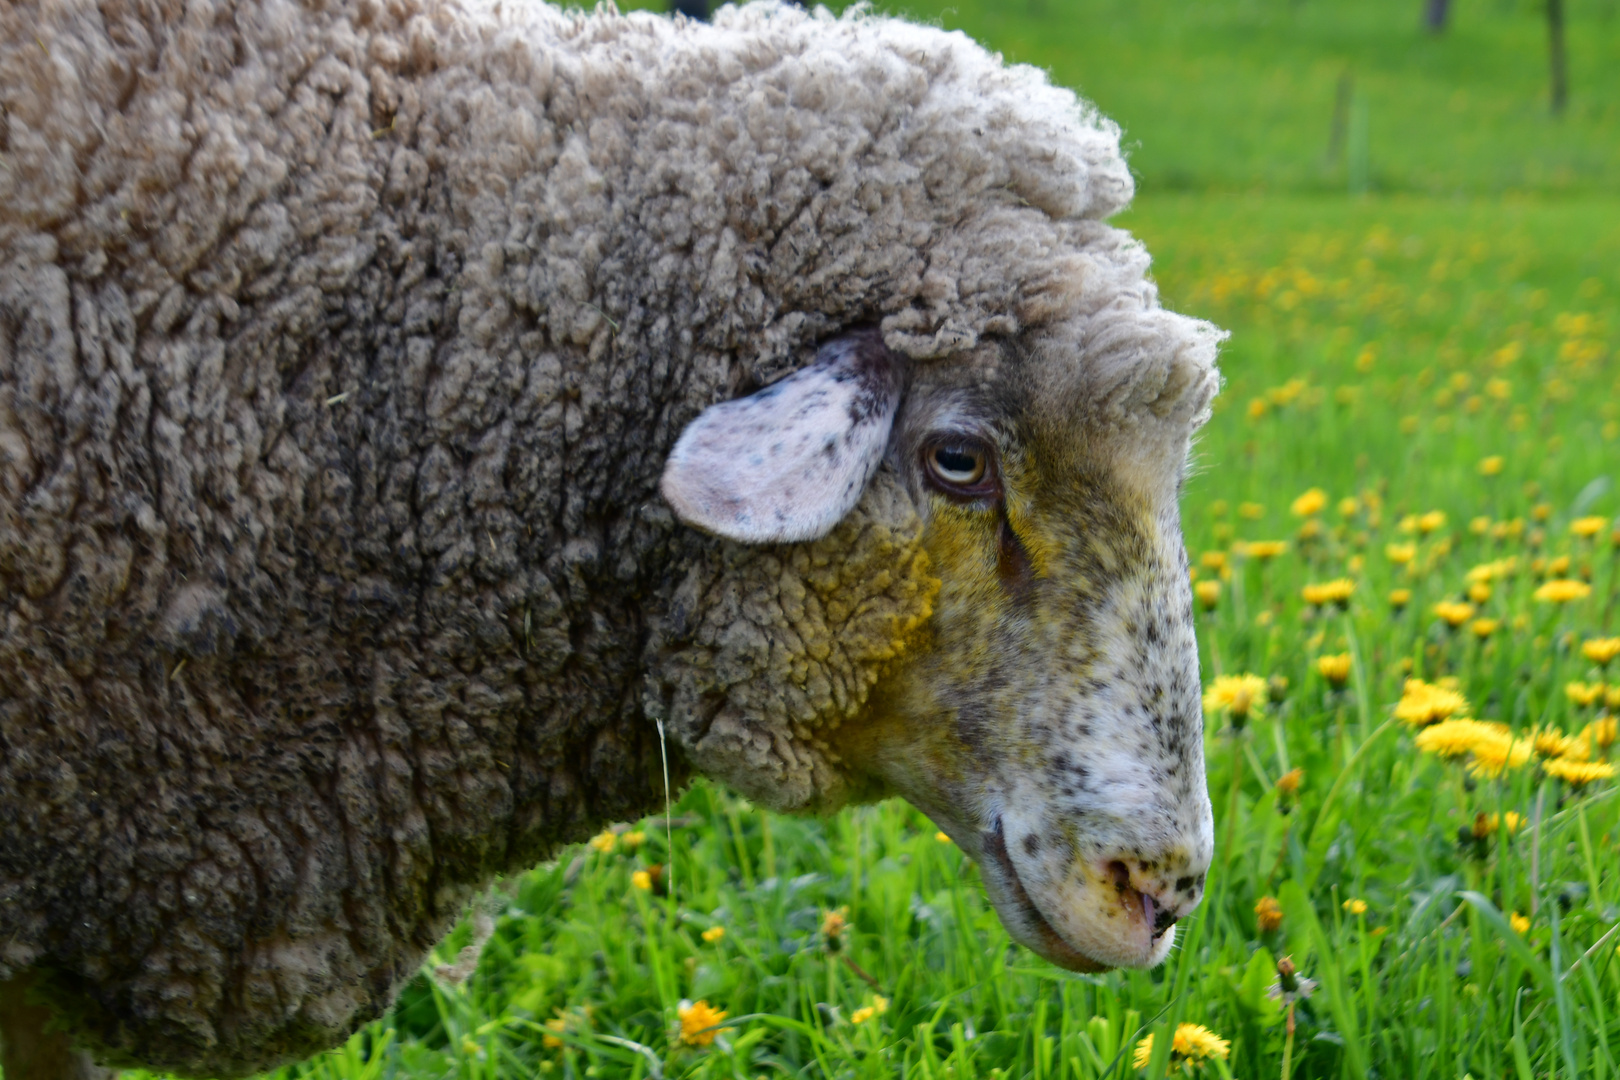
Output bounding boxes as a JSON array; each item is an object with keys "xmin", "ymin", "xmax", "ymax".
[{"xmin": 0, "ymin": 0, "xmax": 1223, "ymax": 1076}]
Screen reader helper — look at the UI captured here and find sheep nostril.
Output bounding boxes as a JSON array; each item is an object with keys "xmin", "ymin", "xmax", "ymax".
[{"xmin": 1107, "ymin": 860, "xmax": 1131, "ymax": 892}]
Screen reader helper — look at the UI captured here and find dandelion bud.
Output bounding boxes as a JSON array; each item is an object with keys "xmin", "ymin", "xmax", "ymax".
[{"xmin": 1255, "ymin": 896, "xmax": 1283, "ymax": 933}]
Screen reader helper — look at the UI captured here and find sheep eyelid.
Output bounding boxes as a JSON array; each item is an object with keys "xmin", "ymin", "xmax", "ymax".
[{"xmin": 920, "ymin": 436, "xmax": 1000, "ymax": 500}]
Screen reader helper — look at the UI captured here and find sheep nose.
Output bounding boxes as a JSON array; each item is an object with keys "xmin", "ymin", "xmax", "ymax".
[{"xmin": 1105, "ymin": 857, "xmax": 1207, "ymax": 938}]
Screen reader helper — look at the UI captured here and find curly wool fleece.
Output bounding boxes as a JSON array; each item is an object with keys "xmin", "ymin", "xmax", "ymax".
[{"xmin": 0, "ymin": 0, "xmax": 1208, "ymax": 1074}]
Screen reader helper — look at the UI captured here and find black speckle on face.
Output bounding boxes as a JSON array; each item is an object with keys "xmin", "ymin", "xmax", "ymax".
[
  {"xmin": 1175, "ymin": 875, "xmax": 1194, "ymax": 892},
  {"xmin": 1022, "ymin": 833, "xmax": 1041, "ymax": 856}
]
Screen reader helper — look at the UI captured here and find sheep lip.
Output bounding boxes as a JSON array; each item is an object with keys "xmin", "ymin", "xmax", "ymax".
[{"xmin": 980, "ymin": 819, "xmax": 1109, "ymax": 974}]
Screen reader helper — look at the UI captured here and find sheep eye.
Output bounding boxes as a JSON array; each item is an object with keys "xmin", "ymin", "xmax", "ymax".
[{"xmin": 923, "ymin": 438, "xmax": 996, "ymax": 497}]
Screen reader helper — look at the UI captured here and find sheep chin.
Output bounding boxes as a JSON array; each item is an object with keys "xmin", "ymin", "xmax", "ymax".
[{"xmin": 976, "ymin": 818, "xmax": 1174, "ymax": 972}]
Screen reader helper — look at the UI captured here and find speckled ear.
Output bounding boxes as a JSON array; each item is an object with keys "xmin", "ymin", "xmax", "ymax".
[{"xmin": 661, "ymin": 332, "xmax": 904, "ymax": 543}]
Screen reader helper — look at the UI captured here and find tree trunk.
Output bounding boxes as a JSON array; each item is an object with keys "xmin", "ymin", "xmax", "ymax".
[{"xmin": 1548, "ymin": 0, "xmax": 1568, "ymax": 114}]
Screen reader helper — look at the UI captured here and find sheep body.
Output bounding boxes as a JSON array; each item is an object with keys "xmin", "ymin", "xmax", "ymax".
[{"xmin": 0, "ymin": 0, "xmax": 1214, "ymax": 1074}]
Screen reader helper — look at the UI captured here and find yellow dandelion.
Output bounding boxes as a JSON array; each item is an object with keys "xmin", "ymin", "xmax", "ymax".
[
  {"xmin": 1302, "ymin": 578, "xmax": 1355, "ymax": 608},
  {"xmin": 1571, "ymin": 516, "xmax": 1608, "ymax": 538},
  {"xmin": 1468, "ymin": 731, "xmax": 1535, "ymax": 778},
  {"xmin": 1414, "ymin": 719, "xmax": 1501, "ymax": 760},
  {"xmin": 1239, "ymin": 502, "xmax": 1266, "ymax": 520},
  {"xmin": 1395, "ymin": 679, "xmax": 1471, "ymax": 727},
  {"xmin": 821, "ymin": 907, "xmax": 849, "ymax": 944},
  {"xmin": 1547, "ymin": 555, "xmax": 1571, "ymax": 577},
  {"xmin": 1255, "ymin": 895, "xmax": 1283, "ymax": 932},
  {"xmin": 1470, "ymin": 618, "xmax": 1500, "ymax": 640},
  {"xmin": 677, "ymin": 1000, "xmax": 727, "ymax": 1047},
  {"xmin": 1467, "ymin": 581, "xmax": 1492, "ymax": 604},
  {"xmin": 589, "ymin": 830, "xmax": 617, "ymax": 854},
  {"xmin": 1338, "ymin": 497, "xmax": 1361, "ymax": 518},
  {"xmin": 1317, "ymin": 653, "xmax": 1353, "ymax": 688},
  {"xmin": 1579, "ymin": 717, "xmax": 1617, "ymax": 752},
  {"xmin": 620, "ymin": 830, "xmax": 646, "ymax": 850},
  {"xmin": 1194, "ymin": 580, "xmax": 1221, "ymax": 610},
  {"xmin": 1510, "ymin": 912, "xmax": 1531, "ymax": 935},
  {"xmin": 1204, "ymin": 674, "xmax": 1269, "ymax": 723},
  {"xmin": 1417, "ymin": 510, "xmax": 1447, "ymax": 534},
  {"xmin": 1432, "ymin": 601, "xmax": 1476, "ymax": 628},
  {"xmin": 851, "ymin": 1006, "xmax": 875, "ymax": 1024},
  {"xmin": 702, "ymin": 926, "xmax": 726, "ymax": 943},
  {"xmin": 1342, "ymin": 898, "xmax": 1368, "ymax": 915},
  {"xmin": 935, "ymin": 831, "xmax": 953, "ymax": 844},
  {"xmin": 1532, "ymin": 503, "xmax": 1552, "ymax": 523},
  {"xmin": 1543, "ymin": 758, "xmax": 1615, "ymax": 786},
  {"xmin": 874, "ymin": 995, "xmax": 890, "ymax": 1015},
  {"xmin": 1476, "ymin": 811, "xmax": 1526, "ymax": 837},
  {"xmin": 1200, "ymin": 551, "xmax": 1228, "ymax": 571},
  {"xmin": 1389, "ymin": 588, "xmax": 1412, "ymax": 611},
  {"xmin": 1132, "ymin": 1024, "xmax": 1232, "ymax": 1070},
  {"xmin": 1276, "ymin": 767, "xmax": 1304, "ymax": 795},
  {"xmin": 1385, "ymin": 542, "xmax": 1417, "ymax": 565},
  {"xmin": 543, "ymin": 1016, "xmax": 568, "ymax": 1049},
  {"xmin": 1243, "ymin": 539, "xmax": 1288, "ymax": 559},
  {"xmin": 1535, "ymin": 579, "xmax": 1591, "ymax": 603},
  {"xmin": 1531, "ymin": 727, "xmax": 1586, "ymax": 761},
  {"xmin": 1470, "ymin": 516, "xmax": 1492, "ymax": 536},
  {"xmin": 1478, "ymin": 455, "xmax": 1504, "ymax": 476},
  {"xmin": 631, "ymin": 870, "xmax": 652, "ymax": 891},
  {"xmin": 1582, "ymin": 637, "xmax": 1620, "ymax": 666},
  {"xmin": 1291, "ymin": 488, "xmax": 1328, "ymax": 517},
  {"xmin": 1566, "ymin": 681, "xmax": 1606, "ymax": 708}
]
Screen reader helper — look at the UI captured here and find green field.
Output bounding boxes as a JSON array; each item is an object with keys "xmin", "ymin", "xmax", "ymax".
[{"xmin": 151, "ymin": 2, "xmax": 1620, "ymax": 1079}]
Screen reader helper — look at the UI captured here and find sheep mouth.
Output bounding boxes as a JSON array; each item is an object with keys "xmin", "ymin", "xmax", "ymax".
[{"xmin": 979, "ymin": 819, "xmax": 1109, "ymax": 974}]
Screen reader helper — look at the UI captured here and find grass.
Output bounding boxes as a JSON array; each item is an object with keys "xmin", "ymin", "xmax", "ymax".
[{"xmin": 130, "ymin": 1, "xmax": 1620, "ymax": 1079}]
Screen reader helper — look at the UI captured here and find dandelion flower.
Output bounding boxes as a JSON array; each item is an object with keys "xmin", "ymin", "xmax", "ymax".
[
  {"xmin": 1474, "ymin": 811, "xmax": 1526, "ymax": 838},
  {"xmin": 589, "ymin": 830, "xmax": 617, "ymax": 854},
  {"xmin": 542, "ymin": 1016, "xmax": 569, "ymax": 1049},
  {"xmin": 1204, "ymin": 674, "xmax": 1269, "ymax": 724},
  {"xmin": 1199, "ymin": 551, "xmax": 1228, "ymax": 572},
  {"xmin": 1317, "ymin": 653, "xmax": 1352, "ymax": 688},
  {"xmin": 1478, "ymin": 456, "xmax": 1504, "ymax": 476},
  {"xmin": 1467, "ymin": 581, "xmax": 1492, "ymax": 604},
  {"xmin": 851, "ymin": 1006, "xmax": 875, "ymax": 1024},
  {"xmin": 1291, "ymin": 488, "xmax": 1328, "ymax": 517},
  {"xmin": 1255, "ymin": 896, "xmax": 1283, "ymax": 932},
  {"xmin": 1470, "ymin": 618, "xmax": 1500, "ymax": 640},
  {"xmin": 1385, "ymin": 542, "xmax": 1416, "ymax": 565},
  {"xmin": 1194, "ymin": 580, "xmax": 1221, "ymax": 610},
  {"xmin": 1510, "ymin": 913, "xmax": 1531, "ymax": 935},
  {"xmin": 1302, "ymin": 578, "xmax": 1355, "ymax": 608},
  {"xmin": 1132, "ymin": 1024, "xmax": 1231, "ymax": 1070},
  {"xmin": 935, "ymin": 831, "xmax": 953, "ymax": 844},
  {"xmin": 1239, "ymin": 502, "xmax": 1266, "ymax": 520},
  {"xmin": 678, "ymin": 1000, "xmax": 727, "ymax": 1047},
  {"xmin": 631, "ymin": 870, "xmax": 652, "ymax": 891},
  {"xmin": 1276, "ymin": 768, "xmax": 1304, "ymax": 795},
  {"xmin": 1338, "ymin": 497, "xmax": 1360, "ymax": 517},
  {"xmin": 1389, "ymin": 588, "xmax": 1412, "ymax": 611},
  {"xmin": 821, "ymin": 907, "xmax": 849, "ymax": 950},
  {"xmin": 1566, "ymin": 682, "xmax": 1606, "ymax": 708},
  {"xmin": 702, "ymin": 926, "xmax": 726, "ymax": 943},
  {"xmin": 1543, "ymin": 758, "xmax": 1615, "ymax": 786},
  {"xmin": 1432, "ymin": 601, "xmax": 1476, "ymax": 628},
  {"xmin": 1243, "ymin": 539, "xmax": 1288, "ymax": 559},
  {"xmin": 1571, "ymin": 516, "xmax": 1608, "ymax": 538},
  {"xmin": 1342, "ymin": 898, "xmax": 1368, "ymax": 915},
  {"xmin": 620, "ymin": 830, "xmax": 646, "ymax": 850},
  {"xmin": 1582, "ymin": 638, "xmax": 1620, "ymax": 666},
  {"xmin": 1468, "ymin": 733, "xmax": 1535, "ymax": 778},
  {"xmin": 1417, "ymin": 510, "xmax": 1447, "ymax": 535},
  {"xmin": 1531, "ymin": 727, "xmax": 1586, "ymax": 761},
  {"xmin": 1579, "ymin": 717, "xmax": 1617, "ymax": 752},
  {"xmin": 1395, "ymin": 679, "xmax": 1470, "ymax": 727},
  {"xmin": 1414, "ymin": 719, "xmax": 1502, "ymax": 760},
  {"xmin": 1535, "ymin": 579, "xmax": 1591, "ymax": 603}
]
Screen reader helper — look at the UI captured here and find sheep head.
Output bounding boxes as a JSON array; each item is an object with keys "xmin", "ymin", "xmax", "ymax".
[{"xmin": 656, "ymin": 304, "xmax": 1221, "ymax": 973}]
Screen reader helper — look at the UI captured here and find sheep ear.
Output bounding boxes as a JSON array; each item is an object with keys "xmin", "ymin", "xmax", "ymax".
[{"xmin": 661, "ymin": 333, "xmax": 904, "ymax": 544}]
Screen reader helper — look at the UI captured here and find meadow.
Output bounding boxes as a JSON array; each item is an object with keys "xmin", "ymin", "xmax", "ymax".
[{"xmin": 143, "ymin": 1, "xmax": 1620, "ymax": 1078}]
